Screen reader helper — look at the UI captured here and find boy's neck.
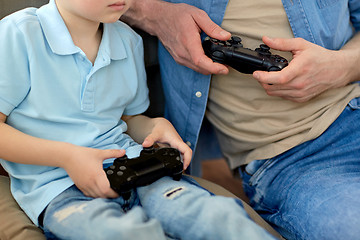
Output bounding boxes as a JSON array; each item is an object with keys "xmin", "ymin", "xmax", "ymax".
[{"xmin": 56, "ymin": 4, "xmax": 103, "ymax": 64}]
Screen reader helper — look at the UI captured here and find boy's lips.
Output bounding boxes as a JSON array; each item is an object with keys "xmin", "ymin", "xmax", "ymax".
[{"xmin": 109, "ymin": 1, "xmax": 126, "ymax": 10}]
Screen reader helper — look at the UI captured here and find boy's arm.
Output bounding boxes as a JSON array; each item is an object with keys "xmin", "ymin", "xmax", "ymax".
[
  {"xmin": 0, "ymin": 112, "xmax": 74, "ymax": 167},
  {"xmin": 122, "ymin": 115, "xmax": 192, "ymax": 169},
  {"xmin": 0, "ymin": 112, "xmax": 123, "ymax": 198}
]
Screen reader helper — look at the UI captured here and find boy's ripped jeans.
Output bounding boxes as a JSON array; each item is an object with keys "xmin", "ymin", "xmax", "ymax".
[{"xmin": 41, "ymin": 175, "xmax": 275, "ymax": 240}]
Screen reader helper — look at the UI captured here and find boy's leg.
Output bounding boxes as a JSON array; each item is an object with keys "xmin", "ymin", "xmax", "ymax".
[
  {"xmin": 42, "ymin": 186, "xmax": 167, "ymax": 240},
  {"xmin": 241, "ymin": 98, "xmax": 360, "ymax": 240},
  {"xmin": 137, "ymin": 175, "xmax": 276, "ymax": 240}
]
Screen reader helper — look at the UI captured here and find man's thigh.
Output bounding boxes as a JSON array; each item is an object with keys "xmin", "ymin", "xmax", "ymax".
[{"xmin": 242, "ymin": 99, "xmax": 360, "ymax": 240}]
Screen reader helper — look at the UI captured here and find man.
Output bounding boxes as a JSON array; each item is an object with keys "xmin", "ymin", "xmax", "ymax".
[{"xmin": 122, "ymin": 0, "xmax": 360, "ymax": 239}]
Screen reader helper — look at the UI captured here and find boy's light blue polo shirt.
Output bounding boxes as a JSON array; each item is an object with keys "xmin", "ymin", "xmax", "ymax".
[{"xmin": 0, "ymin": 0, "xmax": 149, "ymax": 225}]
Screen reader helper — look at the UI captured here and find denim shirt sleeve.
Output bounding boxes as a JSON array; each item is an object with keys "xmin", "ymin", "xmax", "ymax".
[
  {"xmin": 349, "ymin": 0, "xmax": 360, "ymax": 31},
  {"xmin": 158, "ymin": 0, "xmax": 228, "ymax": 175},
  {"xmin": 163, "ymin": 0, "xmax": 228, "ymax": 26},
  {"xmin": 282, "ymin": 0, "xmax": 359, "ymax": 50}
]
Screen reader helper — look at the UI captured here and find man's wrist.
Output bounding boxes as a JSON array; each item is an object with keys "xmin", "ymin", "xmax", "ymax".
[{"xmin": 340, "ymin": 33, "xmax": 360, "ymax": 84}]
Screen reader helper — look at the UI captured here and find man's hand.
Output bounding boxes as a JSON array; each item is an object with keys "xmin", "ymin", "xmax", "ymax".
[
  {"xmin": 253, "ymin": 36, "xmax": 359, "ymax": 102},
  {"xmin": 122, "ymin": 0, "xmax": 231, "ymax": 75}
]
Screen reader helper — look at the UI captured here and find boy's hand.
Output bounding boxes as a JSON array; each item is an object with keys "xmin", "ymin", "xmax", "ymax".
[
  {"xmin": 63, "ymin": 146, "xmax": 125, "ymax": 199},
  {"xmin": 141, "ymin": 118, "xmax": 192, "ymax": 170}
]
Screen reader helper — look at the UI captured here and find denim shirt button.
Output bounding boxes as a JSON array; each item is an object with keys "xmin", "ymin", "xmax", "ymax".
[
  {"xmin": 195, "ymin": 91, "xmax": 202, "ymax": 98},
  {"xmin": 186, "ymin": 141, "xmax": 192, "ymax": 147}
]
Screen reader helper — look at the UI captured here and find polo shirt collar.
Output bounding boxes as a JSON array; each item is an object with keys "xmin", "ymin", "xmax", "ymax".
[
  {"xmin": 36, "ymin": 0, "xmax": 127, "ymax": 61},
  {"xmin": 36, "ymin": 0, "xmax": 79, "ymax": 55},
  {"xmin": 99, "ymin": 23, "xmax": 127, "ymax": 61}
]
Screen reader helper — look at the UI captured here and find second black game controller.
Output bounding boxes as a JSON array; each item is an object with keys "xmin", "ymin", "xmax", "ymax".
[
  {"xmin": 202, "ymin": 35, "xmax": 288, "ymax": 74},
  {"xmin": 104, "ymin": 146, "xmax": 183, "ymax": 200}
]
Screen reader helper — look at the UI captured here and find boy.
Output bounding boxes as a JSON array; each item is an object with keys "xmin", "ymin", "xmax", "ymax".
[{"xmin": 0, "ymin": 0, "xmax": 275, "ymax": 239}]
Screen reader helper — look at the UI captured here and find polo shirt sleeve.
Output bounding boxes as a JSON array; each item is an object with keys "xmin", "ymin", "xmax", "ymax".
[
  {"xmin": 123, "ymin": 37, "xmax": 150, "ymax": 116},
  {"xmin": 0, "ymin": 18, "xmax": 31, "ymax": 116}
]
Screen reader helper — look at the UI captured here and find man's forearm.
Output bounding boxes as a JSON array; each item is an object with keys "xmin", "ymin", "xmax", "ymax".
[{"xmin": 121, "ymin": 0, "xmax": 168, "ymax": 36}]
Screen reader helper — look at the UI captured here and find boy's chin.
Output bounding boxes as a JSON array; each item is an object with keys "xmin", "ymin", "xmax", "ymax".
[{"xmin": 102, "ymin": 15, "xmax": 124, "ymax": 23}]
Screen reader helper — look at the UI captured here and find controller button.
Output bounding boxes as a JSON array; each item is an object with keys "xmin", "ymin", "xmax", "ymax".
[
  {"xmin": 107, "ymin": 170, "xmax": 114, "ymax": 175},
  {"xmin": 110, "ymin": 165, "xmax": 115, "ymax": 170},
  {"xmin": 120, "ymin": 166, "xmax": 126, "ymax": 171},
  {"xmin": 117, "ymin": 155, "xmax": 128, "ymax": 161},
  {"xmin": 256, "ymin": 44, "xmax": 271, "ymax": 55},
  {"xmin": 212, "ymin": 51, "xmax": 225, "ymax": 59},
  {"xmin": 231, "ymin": 36, "xmax": 242, "ymax": 44},
  {"xmin": 269, "ymin": 66, "xmax": 281, "ymax": 71},
  {"xmin": 117, "ymin": 171, "xmax": 124, "ymax": 176},
  {"xmin": 273, "ymin": 56, "xmax": 282, "ymax": 62},
  {"xmin": 143, "ymin": 146, "xmax": 155, "ymax": 154},
  {"xmin": 259, "ymin": 44, "xmax": 270, "ymax": 51}
]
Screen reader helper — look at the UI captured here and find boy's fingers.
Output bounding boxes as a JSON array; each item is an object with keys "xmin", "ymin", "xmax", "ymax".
[{"xmin": 101, "ymin": 149, "xmax": 125, "ymax": 160}]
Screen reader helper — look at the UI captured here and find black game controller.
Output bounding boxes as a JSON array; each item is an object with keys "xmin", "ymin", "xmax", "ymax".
[
  {"xmin": 104, "ymin": 146, "xmax": 183, "ymax": 200},
  {"xmin": 202, "ymin": 35, "xmax": 288, "ymax": 74}
]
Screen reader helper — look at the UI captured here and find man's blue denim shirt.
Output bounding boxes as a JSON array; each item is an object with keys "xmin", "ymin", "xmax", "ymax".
[{"xmin": 159, "ymin": 0, "xmax": 360, "ymax": 175}]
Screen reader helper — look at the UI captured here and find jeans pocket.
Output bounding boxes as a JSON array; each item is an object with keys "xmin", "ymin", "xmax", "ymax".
[
  {"xmin": 348, "ymin": 97, "xmax": 360, "ymax": 110},
  {"xmin": 242, "ymin": 158, "xmax": 274, "ymax": 187}
]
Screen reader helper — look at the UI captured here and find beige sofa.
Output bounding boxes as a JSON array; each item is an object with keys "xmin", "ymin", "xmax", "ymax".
[{"xmin": 0, "ymin": 1, "xmax": 282, "ymax": 239}]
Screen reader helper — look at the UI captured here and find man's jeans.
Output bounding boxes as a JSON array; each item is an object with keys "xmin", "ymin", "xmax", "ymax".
[
  {"xmin": 241, "ymin": 97, "xmax": 360, "ymax": 240},
  {"xmin": 42, "ymin": 175, "xmax": 275, "ymax": 240}
]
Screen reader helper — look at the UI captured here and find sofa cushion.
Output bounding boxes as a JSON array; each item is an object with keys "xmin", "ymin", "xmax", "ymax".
[{"xmin": 0, "ymin": 176, "xmax": 45, "ymax": 240}]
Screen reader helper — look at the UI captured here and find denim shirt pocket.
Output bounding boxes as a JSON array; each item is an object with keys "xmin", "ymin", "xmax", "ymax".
[{"xmin": 316, "ymin": 0, "xmax": 341, "ymax": 8}]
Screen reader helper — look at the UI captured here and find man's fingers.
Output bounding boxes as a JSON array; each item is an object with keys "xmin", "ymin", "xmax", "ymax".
[
  {"xmin": 193, "ymin": 53, "xmax": 229, "ymax": 75},
  {"xmin": 193, "ymin": 10, "xmax": 231, "ymax": 41},
  {"xmin": 262, "ymin": 36, "xmax": 307, "ymax": 52}
]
